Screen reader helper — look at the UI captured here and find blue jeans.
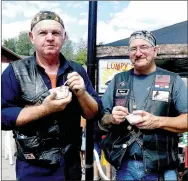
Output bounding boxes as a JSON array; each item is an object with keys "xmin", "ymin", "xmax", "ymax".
[
  {"xmin": 116, "ymin": 159, "xmax": 177, "ymax": 180},
  {"xmin": 164, "ymin": 170, "xmax": 178, "ymax": 180}
]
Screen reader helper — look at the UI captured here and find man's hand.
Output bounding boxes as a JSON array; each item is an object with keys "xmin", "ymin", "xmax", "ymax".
[
  {"xmin": 43, "ymin": 91, "xmax": 72, "ymax": 113},
  {"xmin": 133, "ymin": 110, "xmax": 161, "ymax": 130},
  {"xmin": 67, "ymin": 72, "xmax": 86, "ymax": 97},
  {"xmin": 112, "ymin": 106, "xmax": 129, "ymax": 124},
  {"xmin": 16, "ymin": 92, "xmax": 72, "ymax": 127}
]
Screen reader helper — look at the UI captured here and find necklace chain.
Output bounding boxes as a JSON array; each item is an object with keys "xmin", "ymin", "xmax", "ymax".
[{"xmin": 131, "ymin": 73, "xmax": 156, "ymax": 111}]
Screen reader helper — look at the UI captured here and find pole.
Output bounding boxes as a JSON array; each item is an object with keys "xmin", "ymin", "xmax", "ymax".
[{"xmin": 85, "ymin": 1, "xmax": 98, "ymax": 180}]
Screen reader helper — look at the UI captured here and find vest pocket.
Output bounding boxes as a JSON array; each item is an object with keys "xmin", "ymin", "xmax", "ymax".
[
  {"xmin": 17, "ymin": 135, "xmax": 40, "ymax": 152},
  {"xmin": 100, "ymin": 131, "xmax": 130, "ymax": 169}
]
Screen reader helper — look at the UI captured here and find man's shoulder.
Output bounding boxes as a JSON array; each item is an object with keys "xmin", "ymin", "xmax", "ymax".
[
  {"xmin": 11, "ymin": 56, "xmax": 35, "ymax": 65},
  {"xmin": 67, "ymin": 60, "xmax": 86, "ymax": 72},
  {"xmin": 114, "ymin": 68, "xmax": 133, "ymax": 78},
  {"xmin": 10, "ymin": 56, "xmax": 36, "ymax": 75},
  {"xmin": 157, "ymin": 67, "xmax": 178, "ymax": 76},
  {"xmin": 68, "ymin": 60, "xmax": 83, "ymax": 67}
]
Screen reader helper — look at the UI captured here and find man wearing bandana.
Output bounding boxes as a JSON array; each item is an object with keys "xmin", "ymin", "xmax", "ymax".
[
  {"xmin": 1, "ymin": 11, "xmax": 103, "ymax": 180},
  {"xmin": 99, "ymin": 30, "xmax": 188, "ymax": 180}
]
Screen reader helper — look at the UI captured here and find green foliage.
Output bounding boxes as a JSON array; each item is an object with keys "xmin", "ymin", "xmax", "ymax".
[
  {"xmin": 3, "ymin": 32, "xmax": 88, "ymax": 65},
  {"xmin": 77, "ymin": 38, "xmax": 87, "ymax": 52},
  {"xmin": 16, "ymin": 31, "xmax": 34, "ymax": 56},
  {"xmin": 74, "ymin": 49, "xmax": 87, "ymax": 65},
  {"xmin": 61, "ymin": 36, "xmax": 88, "ymax": 65},
  {"xmin": 61, "ymin": 34, "xmax": 74, "ymax": 60},
  {"xmin": 74, "ymin": 38, "xmax": 87, "ymax": 65},
  {"xmin": 3, "ymin": 38, "xmax": 17, "ymax": 52}
]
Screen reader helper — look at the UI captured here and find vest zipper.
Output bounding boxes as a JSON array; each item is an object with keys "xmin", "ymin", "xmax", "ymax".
[
  {"xmin": 108, "ymin": 132, "xmax": 113, "ymax": 160},
  {"xmin": 142, "ymin": 134, "xmax": 147, "ymax": 173},
  {"xmin": 155, "ymin": 134, "xmax": 160, "ymax": 171},
  {"xmin": 171, "ymin": 138, "xmax": 176, "ymax": 161},
  {"xmin": 167, "ymin": 136, "xmax": 170, "ymax": 164}
]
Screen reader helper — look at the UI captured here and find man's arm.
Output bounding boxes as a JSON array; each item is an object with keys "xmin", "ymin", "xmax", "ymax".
[
  {"xmin": 67, "ymin": 70, "xmax": 102, "ymax": 120},
  {"xmin": 163, "ymin": 75, "xmax": 188, "ymax": 133},
  {"xmin": 98, "ymin": 77, "xmax": 118, "ymax": 131},
  {"xmin": 99, "ymin": 105, "xmax": 130, "ymax": 132},
  {"xmin": 159, "ymin": 113, "xmax": 188, "ymax": 133},
  {"xmin": 2, "ymin": 64, "xmax": 23, "ymax": 130},
  {"xmin": 1, "ymin": 64, "xmax": 72, "ymax": 129},
  {"xmin": 77, "ymin": 91, "xmax": 98, "ymax": 119},
  {"xmin": 136, "ymin": 74, "xmax": 188, "ymax": 133},
  {"xmin": 160, "ymin": 75, "xmax": 188, "ymax": 133},
  {"xmin": 16, "ymin": 92, "xmax": 72, "ymax": 126},
  {"xmin": 98, "ymin": 114, "xmax": 113, "ymax": 132},
  {"xmin": 135, "ymin": 111, "xmax": 188, "ymax": 133},
  {"xmin": 101, "ymin": 114, "xmax": 114, "ymax": 126},
  {"xmin": 15, "ymin": 104, "xmax": 50, "ymax": 127}
]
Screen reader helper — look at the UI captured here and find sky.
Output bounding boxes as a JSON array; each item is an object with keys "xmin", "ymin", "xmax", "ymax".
[{"xmin": 2, "ymin": 1, "xmax": 187, "ymax": 45}]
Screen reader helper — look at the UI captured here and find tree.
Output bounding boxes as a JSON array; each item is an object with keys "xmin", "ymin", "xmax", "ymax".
[
  {"xmin": 77, "ymin": 38, "xmax": 87, "ymax": 52},
  {"xmin": 3, "ymin": 38, "xmax": 17, "ymax": 52},
  {"xmin": 61, "ymin": 34, "xmax": 74, "ymax": 60},
  {"xmin": 74, "ymin": 38, "xmax": 87, "ymax": 65},
  {"xmin": 74, "ymin": 49, "xmax": 87, "ymax": 65},
  {"xmin": 16, "ymin": 31, "xmax": 34, "ymax": 56}
]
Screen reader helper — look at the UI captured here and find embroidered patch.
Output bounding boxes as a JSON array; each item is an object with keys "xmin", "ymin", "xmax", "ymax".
[
  {"xmin": 152, "ymin": 91, "xmax": 169, "ymax": 102},
  {"xmin": 119, "ymin": 81, "xmax": 126, "ymax": 87},
  {"xmin": 24, "ymin": 153, "xmax": 36, "ymax": 160},
  {"xmin": 115, "ymin": 99, "xmax": 126, "ymax": 106},
  {"xmin": 116, "ymin": 89, "xmax": 129, "ymax": 95},
  {"xmin": 155, "ymin": 75, "xmax": 170, "ymax": 88}
]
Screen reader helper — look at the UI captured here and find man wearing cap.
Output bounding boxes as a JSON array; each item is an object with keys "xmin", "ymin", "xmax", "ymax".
[
  {"xmin": 99, "ymin": 30, "xmax": 188, "ymax": 180},
  {"xmin": 1, "ymin": 11, "xmax": 103, "ymax": 180}
]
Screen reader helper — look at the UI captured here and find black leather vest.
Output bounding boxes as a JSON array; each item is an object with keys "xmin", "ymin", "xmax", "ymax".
[
  {"xmin": 101, "ymin": 67, "xmax": 179, "ymax": 172},
  {"xmin": 11, "ymin": 56, "xmax": 81, "ymax": 165}
]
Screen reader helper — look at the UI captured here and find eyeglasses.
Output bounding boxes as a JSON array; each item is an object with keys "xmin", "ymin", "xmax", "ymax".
[{"xmin": 128, "ymin": 45, "xmax": 154, "ymax": 54}]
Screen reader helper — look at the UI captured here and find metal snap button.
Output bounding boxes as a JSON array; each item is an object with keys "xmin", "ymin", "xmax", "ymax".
[
  {"xmin": 122, "ymin": 144, "xmax": 127, "ymax": 148},
  {"xmin": 127, "ymin": 125, "xmax": 132, "ymax": 130}
]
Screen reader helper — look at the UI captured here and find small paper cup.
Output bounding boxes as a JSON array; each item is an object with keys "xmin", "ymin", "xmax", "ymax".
[
  {"xmin": 49, "ymin": 86, "xmax": 70, "ymax": 99},
  {"xmin": 125, "ymin": 114, "xmax": 142, "ymax": 125}
]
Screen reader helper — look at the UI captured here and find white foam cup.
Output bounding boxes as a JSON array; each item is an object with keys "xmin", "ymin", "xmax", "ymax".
[
  {"xmin": 49, "ymin": 86, "xmax": 70, "ymax": 99},
  {"xmin": 125, "ymin": 110, "xmax": 143, "ymax": 125}
]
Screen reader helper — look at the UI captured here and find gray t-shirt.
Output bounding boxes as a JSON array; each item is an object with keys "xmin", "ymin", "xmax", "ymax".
[
  {"xmin": 133, "ymin": 71, "xmax": 155, "ymax": 110},
  {"xmin": 102, "ymin": 69, "xmax": 188, "ymax": 157},
  {"xmin": 133, "ymin": 72, "xmax": 187, "ymax": 114},
  {"xmin": 129, "ymin": 72, "xmax": 187, "ymax": 157}
]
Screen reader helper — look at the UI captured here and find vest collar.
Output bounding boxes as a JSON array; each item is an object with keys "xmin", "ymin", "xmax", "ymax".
[{"xmin": 32, "ymin": 52, "xmax": 74, "ymax": 76}]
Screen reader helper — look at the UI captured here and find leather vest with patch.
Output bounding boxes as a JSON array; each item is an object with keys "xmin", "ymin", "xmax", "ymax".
[
  {"xmin": 101, "ymin": 67, "xmax": 179, "ymax": 172},
  {"xmin": 11, "ymin": 56, "xmax": 81, "ymax": 165}
]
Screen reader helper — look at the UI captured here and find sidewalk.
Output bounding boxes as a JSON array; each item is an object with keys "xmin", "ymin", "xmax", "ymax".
[
  {"xmin": 1, "ymin": 131, "xmax": 115, "ymax": 180},
  {"xmin": 1, "ymin": 131, "xmax": 16, "ymax": 180},
  {"xmin": 1, "ymin": 131, "xmax": 85, "ymax": 180}
]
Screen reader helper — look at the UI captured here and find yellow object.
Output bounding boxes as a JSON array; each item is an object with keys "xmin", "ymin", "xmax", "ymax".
[{"xmin": 101, "ymin": 150, "xmax": 108, "ymax": 166}]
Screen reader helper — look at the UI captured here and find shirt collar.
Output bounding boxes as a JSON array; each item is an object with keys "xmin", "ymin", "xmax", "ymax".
[{"xmin": 33, "ymin": 52, "xmax": 74, "ymax": 74}]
